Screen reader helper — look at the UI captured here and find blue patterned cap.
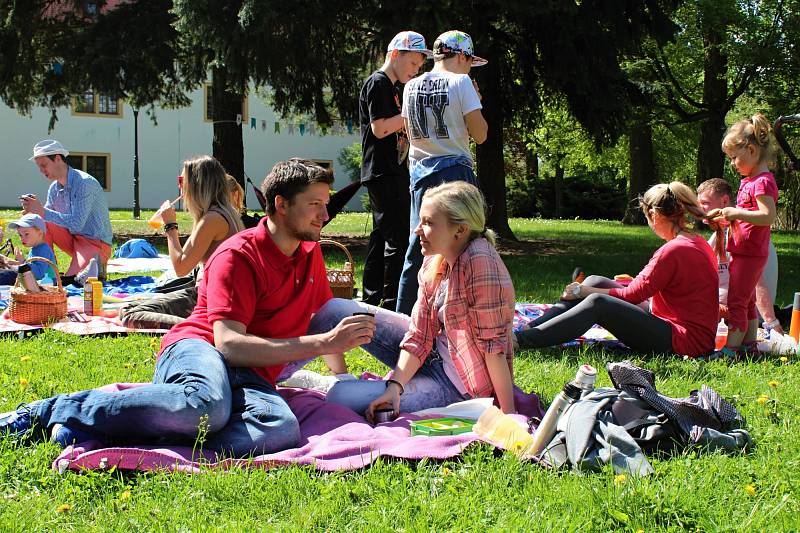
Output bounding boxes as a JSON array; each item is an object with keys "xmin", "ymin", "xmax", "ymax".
[
  {"xmin": 387, "ymin": 31, "xmax": 433, "ymax": 58},
  {"xmin": 433, "ymin": 30, "xmax": 487, "ymax": 66}
]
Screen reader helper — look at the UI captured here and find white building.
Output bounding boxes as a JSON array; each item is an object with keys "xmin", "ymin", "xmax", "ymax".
[{"xmin": 0, "ymin": 84, "xmax": 362, "ymax": 211}]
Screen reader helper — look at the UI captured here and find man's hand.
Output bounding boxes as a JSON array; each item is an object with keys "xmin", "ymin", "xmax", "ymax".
[
  {"xmin": 324, "ymin": 314, "xmax": 376, "ymax": 354},
  {"xmin": 20, "ymin": 195, "xmax": 44, "ymax": 217}
]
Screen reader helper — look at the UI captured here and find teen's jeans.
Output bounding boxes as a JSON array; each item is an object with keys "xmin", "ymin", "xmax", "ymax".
[
  {"xmin": 307, "ymin": 298, "xmax": 469, "ymax": 415},
  {"xmin": 395, "ymin": 165, "xmax": 478, "ymax": 315},
  {"xmin": 29, "ymin": 338, "xmax": 300, "ymax": 457}
]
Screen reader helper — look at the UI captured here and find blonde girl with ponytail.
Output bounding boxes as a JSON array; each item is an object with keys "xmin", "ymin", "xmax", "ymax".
[
  {"xmin": 517, "ymin": 181, "xmax": 720, "ymax": 358},
  {"xmin": 709, "ymin": 113, "xmax": 779, "ymax": 353}
]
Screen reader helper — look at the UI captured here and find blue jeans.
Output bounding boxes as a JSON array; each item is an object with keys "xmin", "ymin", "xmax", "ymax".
[
  {"xmin": 308, "ymin": 298, "xmax": 468, "ymax": 415},
  {"xmin": 395, "ymin": 165, "xmax": 478, "ymax": 315},
  {"xmin": 30, "ymin": 338, "xmax": 300, "ymax": 457}
]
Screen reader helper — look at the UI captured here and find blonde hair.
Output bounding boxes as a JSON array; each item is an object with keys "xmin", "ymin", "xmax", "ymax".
[
  {"xmin": 421, "ymin": 181, "xmax": 496, "ymax": 281},
  {"xmin": 225, "ymin": 174, "xmax": 245, "ymax": 212},
  {"xmin": 181, "ymin": 156, "xmax": 244, "ymax": 233},
  {"xmin": 722, "ymin": 113, "xmax": 777, "ymax": 167},
  {"xmin": 640, "ymin": 181, "xmax": 725, "ymax": 258}
]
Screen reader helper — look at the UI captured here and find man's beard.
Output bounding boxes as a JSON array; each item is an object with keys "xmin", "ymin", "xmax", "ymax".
[{"xmin": 287, "ymin": 219, "xmax": 321, "ymax": 242}]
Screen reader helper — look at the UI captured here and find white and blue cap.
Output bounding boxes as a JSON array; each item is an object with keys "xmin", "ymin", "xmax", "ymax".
[
  {"xmin": 29, "ymin": 139, "xmax": 69, "ymax": 161},
  {"xmin": 433, "ymin": 30, "xmax": 487, "ymax": 66},
  {"xmin": 7, "ymin": 213, "xmax": 47, "ymax": 234},
  {"xmin": 387, "ymin": 31, "xmax": 433, "ymax": 58}
]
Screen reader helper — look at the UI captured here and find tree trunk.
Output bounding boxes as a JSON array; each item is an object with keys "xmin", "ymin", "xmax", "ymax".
[
  {"xmin": 696, "ymin": 22, "xmax": 728, "ymax": 184},
  {"xmin": 475, "ymin": 56, "xmax": 516, "ymax": 240},
  {"xmin": 211, "ymin": 67, "xmax": 245, "ymax": 190},
  {"xmin": 623, "ymin": 121, "xmax": 656, "ymax": 225},
  {"xmin": 526, "ymin": 149, "xmax": 539, "ymax": 178},
  {"xmin": 554, "ymin": 163, "xmax": 564, "ymax": 219}
]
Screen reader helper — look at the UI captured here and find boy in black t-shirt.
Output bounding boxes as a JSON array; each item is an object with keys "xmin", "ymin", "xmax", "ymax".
[{"xmin": 359, "ymin": 31, "xmax": 431, "ymax": 310}]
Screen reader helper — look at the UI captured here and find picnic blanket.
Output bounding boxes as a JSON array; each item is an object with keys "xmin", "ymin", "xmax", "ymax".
[
  {"xmin": 106, "ymin": 255, "xmax": 174, "ymax": 274},
  {"xmin": 0, "ymin": 277, "xmax": 167, "ymax": 335},
  {"xmin": 53, "ymin": 384, "xmax": 544, "ymax": 474},
  {"xmin": 514, "ymin": 303, "xmax": 627, "ymax": 350}
]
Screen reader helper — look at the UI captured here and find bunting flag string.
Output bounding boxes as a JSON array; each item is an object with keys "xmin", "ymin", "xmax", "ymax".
[{"xmin": 231, "ymin": 116, "xmax": 357, "ymax": 137}]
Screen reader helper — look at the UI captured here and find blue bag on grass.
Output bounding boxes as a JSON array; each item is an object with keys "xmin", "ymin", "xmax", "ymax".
[{"xmin": 114, "ymin": 239, "xmax": 159, "ymax": 259}]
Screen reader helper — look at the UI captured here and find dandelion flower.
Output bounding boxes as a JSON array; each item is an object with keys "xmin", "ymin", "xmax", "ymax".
[
  {"xmin": 119, "ymin": 490, "xmax": 131, "ymax": 502},
  {"xmin": 18, "ymin": 377, "xmax": 29, "ymax": 387},
  {"xmin": 123, "ymin": 363, "xmax": 132, "ymax": 369},
  {"xmin": 614, "ymin": 474, "xmax": 627, "ymax": 485},
  {"xmin": 769, "ymin": 380, "xmax": 779, "ymax": 388},
  {"xmin": 780, "ymin": 356, "xmax": 788, "ymax": 363},
  {"xmin": 756, "ymin": 395, "xmax": 769, "ymax": 405},
  {"xmin": 20, "ymin": 356, "xmax": 31, "ymax": 362},
  {"xmin": 56, "ymin": 503, "xmax": 71, "ymax": 513},
  {"xmin": 745, "ymin": 484, "xmax": 756, "ymax": 497}
]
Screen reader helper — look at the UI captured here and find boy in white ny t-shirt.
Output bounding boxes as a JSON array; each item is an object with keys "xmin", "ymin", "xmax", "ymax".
[{"xmin": 396, "ymin": 30, "xmax": 489, "ymax": 315}]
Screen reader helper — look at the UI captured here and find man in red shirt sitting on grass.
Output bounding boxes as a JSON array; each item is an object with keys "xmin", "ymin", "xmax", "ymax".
[{"xmin": 0, "ymin": 159, "xmax": 376, "ymax": 457}]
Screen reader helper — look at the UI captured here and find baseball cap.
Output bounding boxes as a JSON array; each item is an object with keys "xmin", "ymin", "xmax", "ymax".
[
  {"xmin": 387, "ymin": 31, "xmax": 433, "ymax": 58},
  {"xmin": 29, "ymin": 139, "xmax": 69, "ymax": 161},
  {"xmin": 7, "ymin": 214, "xmax": 47, "ymax": 234},
  {"xmin": 433, "ymin": 30, "xmax": 487, "ymax": 67}
]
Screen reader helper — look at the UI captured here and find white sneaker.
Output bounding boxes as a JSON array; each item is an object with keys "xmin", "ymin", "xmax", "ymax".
[
  {"xmin": 279, "ymin": 370, "xmax": 341, "ymax": 393},
  {"xmin": 74, "ymin": 256, "xmax": 99, "ymax": 287}
]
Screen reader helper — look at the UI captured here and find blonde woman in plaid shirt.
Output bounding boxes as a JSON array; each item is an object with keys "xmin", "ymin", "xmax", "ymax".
[{"xmin": 307, "ymin": 181, "xmax": 516, "ymax": 421}]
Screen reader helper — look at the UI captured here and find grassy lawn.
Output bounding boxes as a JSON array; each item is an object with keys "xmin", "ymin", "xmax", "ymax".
[{"xmin": 1, "ymin": 214, "xmax": 799, "ymax": 530}]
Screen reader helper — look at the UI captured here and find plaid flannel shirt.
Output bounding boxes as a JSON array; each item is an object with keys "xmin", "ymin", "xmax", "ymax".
[{"xmin": 400, "ymin": 238, "xmax": 515, "ymax": 398}]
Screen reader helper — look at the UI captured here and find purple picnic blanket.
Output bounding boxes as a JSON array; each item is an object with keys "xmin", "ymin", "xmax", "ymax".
[{"xmin": 53, "ymin": 383, "xmax": 544, "ymax": 474}]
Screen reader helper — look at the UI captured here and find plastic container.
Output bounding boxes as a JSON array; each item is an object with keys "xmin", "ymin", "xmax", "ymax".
[
  {"xmin": 614, "ymin": 274, "xmax": 634, "ymax": 286},
  {"xmin": 573, "ymin": 364, "xmax": 597, "ymax": 397},
  {"xmin": 715, "ymin": 319, "xmax": 728, "ymax": 350},
  {"xmin": 790, "ymin": 292, "xmax": 800, "ymax": 343},
  {"xmin": 147, "ymin": 197, "xmax": 181, "ymax": 230},
  {"xmin": 410, "ymin": 417, "xmax": 475, "ymax": 436}
]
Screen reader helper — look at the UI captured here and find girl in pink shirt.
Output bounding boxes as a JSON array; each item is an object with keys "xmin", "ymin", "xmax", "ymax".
[
  {"xmin": 517, "ymin": 182, "xmax": 719, "ymax": 358},
  {"xmin": 710, "ymin": 114, "xmax": 779, "ymax": 352}
]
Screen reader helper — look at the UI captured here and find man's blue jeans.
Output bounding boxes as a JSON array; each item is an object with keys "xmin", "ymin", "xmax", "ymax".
[
  {"xmin": 308, "ymin": 298, "xmax": 468, "ymax": 415},
  {"xmin": 395, "ymin": 165, "xmax": 478, "ymax": 316},
  {"xmin": 30, "ymin": 338, "xmax": 300, "ymax": 457}
]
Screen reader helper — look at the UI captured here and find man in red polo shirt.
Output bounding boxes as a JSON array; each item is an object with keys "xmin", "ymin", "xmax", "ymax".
[{"xmin": 1, "ymin": 159, "xmax": 376, "ymax": 457}]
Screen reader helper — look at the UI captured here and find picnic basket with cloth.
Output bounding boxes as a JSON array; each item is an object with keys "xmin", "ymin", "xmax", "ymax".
[
  {"xmin": 320, "ymin": 239, "xmax": 354, "ymax": 299},
  {"xmin": 8, "ymin": 257, "xmax": 67, "ymax": 325}
]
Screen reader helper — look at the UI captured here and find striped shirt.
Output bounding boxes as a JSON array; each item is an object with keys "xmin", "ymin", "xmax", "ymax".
[
  {"xmin": 401, "ymin": 238, "xmax": 515, "ymax": 398},
  {"xmin": 44, "ymin": 167, "xmax": 113, "ymax": 244}
]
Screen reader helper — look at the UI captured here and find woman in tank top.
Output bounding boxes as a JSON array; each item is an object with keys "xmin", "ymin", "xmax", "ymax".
[{"xmin": 120, "ymin": 156, "xmax": 244, "ymax": 329}]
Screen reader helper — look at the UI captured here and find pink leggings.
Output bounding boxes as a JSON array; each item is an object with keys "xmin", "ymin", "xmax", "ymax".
[
  {"xmin": 45, "ymin": 222, "xmax": 111, "ymax": 276},
  {"xmin": 726, "ymin": 253, "xmax": 767, "ymax": 331}
]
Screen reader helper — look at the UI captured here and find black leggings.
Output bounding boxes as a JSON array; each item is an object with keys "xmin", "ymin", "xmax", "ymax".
[{"xmin": 516, "ymin": 276, "xmax": 673, "ymax": 354}]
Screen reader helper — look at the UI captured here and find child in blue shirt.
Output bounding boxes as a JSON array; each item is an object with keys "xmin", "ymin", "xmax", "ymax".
[{"xmin": 0, "ymin": 214, "xmax": 57, "ymax": 285}]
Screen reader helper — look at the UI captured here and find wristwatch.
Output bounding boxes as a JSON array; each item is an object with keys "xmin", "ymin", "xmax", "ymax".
[{"xmin": 571, "ymin": 285, "xmax": 582, "ymax": 297}]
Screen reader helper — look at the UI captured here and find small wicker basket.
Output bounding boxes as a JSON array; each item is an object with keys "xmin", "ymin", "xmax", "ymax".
[
  {"xmin": 8, "ymin": 256, "xmax": 67, "ymax": 325},
  {"xmin": 320, "ymin": 239, "xmax": 355, "ymax": 299}
]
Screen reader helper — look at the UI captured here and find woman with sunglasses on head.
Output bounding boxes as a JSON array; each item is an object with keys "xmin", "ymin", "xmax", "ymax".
[
  {"xmin": 120, "ymin": 156, "xmax": 244, "ymax": 329},
  {"xmin": 516, "ymin": 182, "xmax": 720, "ymax": 358}
]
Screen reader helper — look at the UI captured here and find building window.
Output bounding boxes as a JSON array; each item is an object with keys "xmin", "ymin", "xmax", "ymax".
[
  {"xmin": 203, "ymin": 83, "xmax": 248, "ymax": 123},
  {"xmin": 72, "ymin": 90, "xmax": 123, "ymax": 117},
  {"xmin": 66, "ymin": 153, "xmax": 111, "ymax": 191}
]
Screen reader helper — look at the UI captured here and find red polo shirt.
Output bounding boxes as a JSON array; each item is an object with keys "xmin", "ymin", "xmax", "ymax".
[{"xmin": 159, "ymin": 217, "xmax": 333, "ymax": 386}]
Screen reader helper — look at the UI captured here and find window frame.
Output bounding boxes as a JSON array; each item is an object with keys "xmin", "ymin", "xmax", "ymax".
[
  {"xmin": 71, "ymin": 90, "xmax": 123, "ymax": 118},
  {"xmin": 65, "ymin": 152, "xmax": 112, "ymax": 191},
  {"xmin": 203, "ymin": 82, "xmax": 249, "ymax": 123}
]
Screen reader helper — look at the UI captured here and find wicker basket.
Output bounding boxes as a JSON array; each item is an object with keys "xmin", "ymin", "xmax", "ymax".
[
  {"xmin": 320, "ymin": 239, "xmax": 355, "ymax": 299},
  {"xmin": 8, "ymin": 256, "xmax": 67, "ymax": 325}
]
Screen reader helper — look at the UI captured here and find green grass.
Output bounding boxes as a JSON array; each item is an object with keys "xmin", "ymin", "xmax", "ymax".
[{"xmin": 1, "ymin": 216, "xmax": 799, "ymax": 530}]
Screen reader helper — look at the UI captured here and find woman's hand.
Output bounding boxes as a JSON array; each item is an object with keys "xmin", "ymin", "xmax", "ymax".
[
  {"xmin": 365, "ymin": 384, "xmax": 401, "ymax": 424},
  {"xmin": 561, "ymin": 282, "xmax": 582, "ymax": 301},
  {"xmin": 160, "ymin": 206, "xmax": 177, "ymax": 225},
  {"xmin": 707, "ymin": 207, "xmax": 737, "ymax": 223}
]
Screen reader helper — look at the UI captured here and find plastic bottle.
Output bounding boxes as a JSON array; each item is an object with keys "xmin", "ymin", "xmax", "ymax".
[
  {"xmin": 83, "ymin": 277, "xmax": 98, "ymax": 314},
  {"xmin": 573, "ymin": 364, "xmax": 597, "ymax": 397},
  {"xmin": 789, "ymin": 292, "xmax": 800, "ymax": 344},
  {"xmin": 16, "ymin": 264, "xmax": 42, "ymax": 293},
  {"xmin": 472, "ymin": 406, "xmax": 534, "ymax": 456},
  {"xmin": 715, "ymin": 319, "xmax": 728, "ymax": 350},
  {"xmin": 528, "ymin": 382, "xmax": 582, "ymax": 457}
]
